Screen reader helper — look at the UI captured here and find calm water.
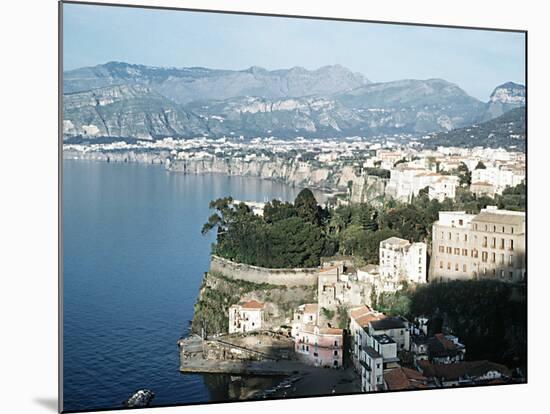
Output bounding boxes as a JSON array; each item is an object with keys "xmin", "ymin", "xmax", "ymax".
[{"xmin": 62, "ymin": 160, "xmax": 310, "ymax": 412}]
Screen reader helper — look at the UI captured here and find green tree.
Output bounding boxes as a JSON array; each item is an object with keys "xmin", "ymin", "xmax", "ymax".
[
  {"xmin": 294, "ymin": 188, "xmax": 322, "ymax": 226},
  {"xmin": 475, "ymin": 161, "xmax": 487, "ymax": 170}
]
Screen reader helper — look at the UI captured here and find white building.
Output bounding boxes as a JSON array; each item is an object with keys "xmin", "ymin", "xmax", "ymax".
[
  {"xmin": 291, "ymin": 303, "xmax": 318, "ymax": 338},
  {"xmin": 228, "ymin": 300, "xmax": 264, "ymax": 334},
  {"xmin": 379, "ymin": 237, "xmax": 427, "ymax": 290},
  {"xmin": 428, "ymin": 175, "xmax": 460, "ymax": 202},
  {"xmin": 472, "ymin": 166, "xmax": 525, "ymax": 194},
  {"xmin": 386, "ymin": 165, "xmax": 460, "ymax": 202}
]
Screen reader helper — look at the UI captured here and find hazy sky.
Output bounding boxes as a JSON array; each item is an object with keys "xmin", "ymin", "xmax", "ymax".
[{"xmin": 63, "ymin": 3, "xmax": 525, "ymax": 100}]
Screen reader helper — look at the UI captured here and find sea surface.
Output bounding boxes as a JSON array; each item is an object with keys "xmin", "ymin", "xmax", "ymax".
[{"xmin": 62, "ymin": 160, "xmax": 313, "ymax": 412}]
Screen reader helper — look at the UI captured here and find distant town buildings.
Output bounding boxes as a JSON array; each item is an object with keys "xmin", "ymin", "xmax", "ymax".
[
  {"xmin": 472, "ymin": 165, "xmax": 525, "ymax": 195},
  {"xmin": 228, "ymin": 300, "xmax": 265, "ymax": 334},
  {"xmin": 431, "ymin": 207, "xmax": 526, "ymax": 282},
  {"xmin": 386, "ymin": 165, "xmax": 460, "ymax": 202}
]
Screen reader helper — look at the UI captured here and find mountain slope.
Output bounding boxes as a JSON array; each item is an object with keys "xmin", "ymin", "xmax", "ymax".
[
  {"xmin": 425, "ymin": 106, "xmax": 526, "ymax": 151},
  {"xmin": 62, "ymin": 62, "xmax": 525, "ymax": 142},
  {"xmin": 64, "ymin": 61, "xmax": 369, "ymax": 104},
  {"xmin": 482, "ymin": 82, "xmax": 525, "ymax": 121},
  {"xmin": 63, "ymin": 84, "xmax": 207, "ymax": 140}
]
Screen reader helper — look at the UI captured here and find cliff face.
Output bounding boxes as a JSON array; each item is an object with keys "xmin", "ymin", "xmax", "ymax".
[
  {"xmin": 192, "ymin": 271, "xmax": 316, "ymax": 335},
  {"xmin": 167, "ymin": 156, "xmax": 387, "ymax": 203}
]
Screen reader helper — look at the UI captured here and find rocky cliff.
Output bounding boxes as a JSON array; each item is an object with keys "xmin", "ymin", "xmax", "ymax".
[
  {"xmin": 192, "ymin": 271, "xmax": 316, "ymax": 335},
  {"xmin": 167, "ymin": 156, "xmax": 387, "ymax": 203}
]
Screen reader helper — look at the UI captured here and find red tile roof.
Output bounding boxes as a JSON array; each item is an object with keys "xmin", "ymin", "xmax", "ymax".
[
  {"xmin": 384, "ymin": 367, "xmax": 428, "ymax": 391},
  {"xmin": 240, "ymin": 300, "xmax": 264, "ymax": 309}
]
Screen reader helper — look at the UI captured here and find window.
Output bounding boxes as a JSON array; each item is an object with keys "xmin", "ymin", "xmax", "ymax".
[
  {"xmin": 501, "ymin": 270, "xmax": 505, "ymax": 278},
  {"xmin": 464, "ymin": 234, "xmax": 468, "ymax": 242},
  {"xmin": 314, "ymin": 352, "xmax": 318, "ymax": 357},
  {"xmin": 439, "ymin": 246, "xmax": 445, "ymax": 253},
  {"xmin": 447, "ymin": 247, "xmax": 452, "ymax": 254},
  {"xmin": 463, "ymin": 264, "xmax": 467, "ymax": 272},
  {"xmin": 511, "ymin": 227, "xmax": 514, "ymax": 234},
  {"xmin": 493, "ymin": 225, "xmax": 496, "ymax": 232},
  {"xmin": 485, "ymin": 224, "xmax": 488, "ymax": 231},
  {"xmin": 459, "ymin": 219, "xmax": 463, "ymax": 225},
  {"xmin": 455, "ymin": 263, "xmax": 459, "ymax": 271},
  {"xmin": 500, "ymin": 238, "xmax": 505, "ymax": 249},
  {"xmin": 447, "ymin": 262, "xmax": 451, "ymax": 270},
  {"xmin": 334, "ymin": 340, "xmax": 338, "ymax": 347},
  {"xmin": 509, "ymin": 271, "xmax": 514, "ymax": 280},
  {"xmin": 492, "ymin": 269, "xmax": 496, "ymax": 277},
  {"xmin": 509, "ymin": 255, "xmax": 513, "ymax": 266},
  {"xmin": 502, "ymin": 226, "xmax": 505, "ymax": 233},
  {"xmin": 483, "ymin": 236, "xmax": 488, "ymax": 247},
  {"xmin": 491, "ymin": 237, "xmax": 496, "ymax": 248},
  {"xmin": 441, "ymin": 231, "xmax": 444, "ymax": 239},
  {"xmin": 439, "ymin": 261, "xmax": 443, "ymax": 269},
  {"xmin": 500, "ymin": 254, "xmax": 505, "ymax": 265},
  {"xmin": 491, "ymin": 252, "xmax": 496, "ymax": 263},
  {"xmin": 474, "ymin": 224, "xmax": 478, "ymax": 230},
  {"xmin": 482, "ymin": 251, "xmax": 488, "ymax": 262},
  {"xmin": 448, "ymin": 232, "xmax": 452, "ymax": 240},
  {"xmin": 509, "ymin": 240, "xmax": 514, "ymax": 251},
  {"xmin": 334, "ymin": 350, "xmax": 338, "ymax": 356},
  {"xmin": 472, "ymin": 249, "xmax": 478, "ymax": 258},
  {"xmin": 462, "ymin": 249, "xmax": 468, "ymax": 256},
  {"xmin": 454, "ymin": 248, "xmax": 460, "ymax": 255}
]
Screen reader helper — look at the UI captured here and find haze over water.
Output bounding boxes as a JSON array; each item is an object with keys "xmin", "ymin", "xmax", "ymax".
[{"xmin": 62, "ymin": 160, "xmax": 311, "ymax": 411}]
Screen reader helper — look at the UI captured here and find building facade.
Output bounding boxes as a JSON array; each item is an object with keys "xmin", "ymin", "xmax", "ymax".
[
  {"xmin": 379, "ymin": 237, "xmax": 427, "ymax": 289},
  {"xmin": 294, "ymin": 325, "xmax": 343, "ymax": 368},
  {"xmin": 228, "ymin": 300, "xmax": 264, "ymax": 334},
  {"xmin": 431, "ymin": 207, "xmax": 526, "ymax": 282}
]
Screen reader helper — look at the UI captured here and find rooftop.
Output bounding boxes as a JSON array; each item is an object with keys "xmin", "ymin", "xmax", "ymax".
[
  {"xmin": 303, "ymin": 303, "xmax": 318, "ymax": 314},
  {"xmin": 370, "ymin": 316, "xmax": 408, "ymax": 331},
  {"xmin": 381, "ymin": 237, "xmax": 410, "ymax": 247},
  {"xmin": 240, "ymin": 300, "xmax": 264, "ymax": 310},
  {"xmin": 318, "ymin": 327, "xmax": 344, "ymax": 336},
  {"xmin": 384, "ymin": 367, "xmax": 428, "ymax": 391},
  {"xmin": 471, "ymin": 210, "xmax": 525, "ymax": 226},
  {"xmin": 372, "ymin": 334, "xmax": 396, "ymax": 345},
  {"xmin": 363, "ymin": 346, "xmax": 383, "ymax": 360},
  {"xmin": 420, "ymin": 360, "xmax": 512, "ymax": 380}
]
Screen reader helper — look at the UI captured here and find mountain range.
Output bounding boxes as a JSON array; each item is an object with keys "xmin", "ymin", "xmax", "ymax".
[{"xmin": 62, "ymin": 61, "xmax": 525, "ymax": 146}]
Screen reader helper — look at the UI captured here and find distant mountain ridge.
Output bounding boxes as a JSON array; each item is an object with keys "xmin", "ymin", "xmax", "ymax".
[
  {"xmin": 64, "ymin": 61, "xmax": 369, "ymax": 103},
  {"xmin": 62, "ymin": 62, "xmax": 525, "ymax": 145}
]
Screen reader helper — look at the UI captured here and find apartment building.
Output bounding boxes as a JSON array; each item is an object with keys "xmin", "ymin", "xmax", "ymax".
[
  {"xmin": 379, "ymin": 237, "xmax": 427, "ymax": 290},
  {"xmin": 294, "ymin": 325, "xmax": 343, "ymax": 368},
  {"xmin": 431, "ymin": 207, "xmax": 526, "ymax": 282}
]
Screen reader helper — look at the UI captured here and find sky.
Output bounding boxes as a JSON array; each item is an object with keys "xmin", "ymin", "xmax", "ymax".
[{"xmin": 63, "ymin": 3, "xmax": 525, "ymax": 100}]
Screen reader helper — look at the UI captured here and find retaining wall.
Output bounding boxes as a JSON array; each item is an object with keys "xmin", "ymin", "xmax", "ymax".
[{"xmin": 210, "ymin": 255, "xmax": 319, "ymax": 287}]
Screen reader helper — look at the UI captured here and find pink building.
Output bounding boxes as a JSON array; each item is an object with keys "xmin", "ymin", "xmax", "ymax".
[{"xmin": 295, "ymin": 325, "xmax": 343, "ymax": 368}]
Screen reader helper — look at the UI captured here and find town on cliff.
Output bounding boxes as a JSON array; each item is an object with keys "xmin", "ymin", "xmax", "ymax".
[{"xmin": 176, "ymin": 146, "xmax": 526, "ymax": 399}]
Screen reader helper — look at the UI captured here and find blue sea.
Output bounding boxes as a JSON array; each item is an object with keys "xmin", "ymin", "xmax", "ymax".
[{"xmin": 62, "ymin": 160, "xmax": 309, "ymax": 412}]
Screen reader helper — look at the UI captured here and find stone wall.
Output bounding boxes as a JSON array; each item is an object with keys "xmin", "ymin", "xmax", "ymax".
[{"xmin": 210, "ymin": 255, "xmax": 319, "ymax": 287}]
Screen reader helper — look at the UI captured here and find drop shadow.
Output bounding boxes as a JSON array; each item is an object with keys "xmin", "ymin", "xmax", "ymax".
[{"xmin": 33, "ymin": 397, "xmax": 58, "ymax": 412}]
